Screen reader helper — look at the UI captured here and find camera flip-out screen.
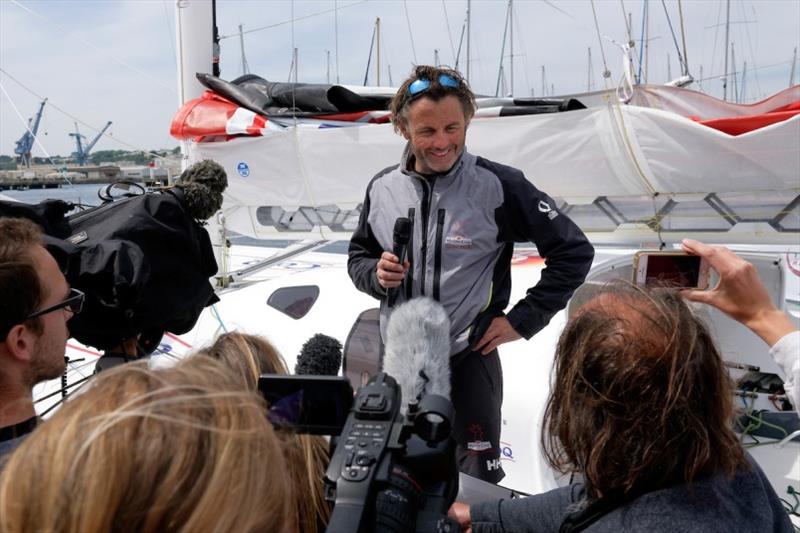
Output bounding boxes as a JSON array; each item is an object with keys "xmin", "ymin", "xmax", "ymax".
[{"xmin": 258, "ymin": 375, "xmax": 354, "ymax": 435}]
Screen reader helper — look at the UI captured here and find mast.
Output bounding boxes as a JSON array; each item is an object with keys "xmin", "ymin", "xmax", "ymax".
[
  {"xmin": 335, "ymin": 0, "xmax": 340, "ymax": 83},
  {"xmin": 376, "ymin": 17, "xmax": 381, "ymax": 86},
  {"xmin": 667, "ymin": 53, "xmax": 671, "ymax": 82},
  {"xmin": 723, "ymin": 0, "xmax": 730, "ymax": 100},
  {"xmin": 175, "ymin": 0, "xmax": 213, "ymax": 170},
  {"xmin": 730, "ymin": 42, "xmax": 737, "ymax": 103},
  {"xmin": 238, "ymin": 24, "xmax": 249, "ymax": 75},
  {"xmin": 495, "ymin": 2, "xmax": 511, "ymax": 97},
  {"xmin": 211, "ymin": 0, "xmax": 220, "ymax": 77},
  {"xmin": 541, "ymin": 65, "xmax": 547, "ymax": 97},
  {"xmin": 644, "ymin": 0, "xmax": 650, "ymax": 83},
  {"xmin": 434, "ymin": 49, "xmax": 440, "ymax": 67},
  {"xmin": 326, "ymin": 50, "xmax": 331, "ymax": 84},
  {"xmin": 466, "ymin": 0, "xmax": 471, "ymax": 83},
  {"xmin": 790, "ymin": 47, "xmax": 798, "ymax": 87},
  {"xmin": 740, "ymin": 61, "xmax": 747, "ymax": 102},
  {"xmin": 509, "ymin": 0, "xmax": 514, "ymax": 96},
  {"xmin": 587, "ymin": 47, "xmax": 594, "ymax": 91}
]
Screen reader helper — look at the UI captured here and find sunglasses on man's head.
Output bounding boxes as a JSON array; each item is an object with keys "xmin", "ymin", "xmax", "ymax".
[
  {"xmin": 407, "ymin": 74, "xmax": 461, "ymax": 97},
  {"xmin": 25, "ymin": 288, "xmax": 85, "ymax": 320}
]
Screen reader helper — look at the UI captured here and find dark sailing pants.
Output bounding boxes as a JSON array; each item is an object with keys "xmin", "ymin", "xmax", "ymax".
[{"xmin": 450, "ymin": 346, "xmax": 505, "ymax": 484}]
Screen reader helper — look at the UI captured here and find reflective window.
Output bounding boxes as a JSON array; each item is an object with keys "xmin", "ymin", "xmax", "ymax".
[
  {"xmin": 267, "ymin": 285, "xmax": 320, "ymax": 319},
  {"xmin": 343, "ymin": 308, "xmax": 383, "ymax": 389}
]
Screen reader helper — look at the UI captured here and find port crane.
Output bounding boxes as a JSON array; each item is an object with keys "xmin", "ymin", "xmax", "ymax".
[
  {"xmin": 14, "ymin": 98, "xmax": 47, "ymax": 168},
  {"xmin": 69, "ymin": 121, "xmax": 112, "ymax": 166}
]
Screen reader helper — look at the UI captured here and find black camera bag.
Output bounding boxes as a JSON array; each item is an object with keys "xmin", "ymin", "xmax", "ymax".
[{"xmin": 0, "ymin": 188, "xmax": 218, "ymax": 350}]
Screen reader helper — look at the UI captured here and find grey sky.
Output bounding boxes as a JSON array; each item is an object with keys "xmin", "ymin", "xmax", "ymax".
[{"xmin": 1, "ymin": 0, "xmax": 798, "ymax": 158}]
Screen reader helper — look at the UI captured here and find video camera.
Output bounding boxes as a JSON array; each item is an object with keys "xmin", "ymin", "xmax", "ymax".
[{"xmin": 257, "ymin": 371, "xmax": 459, "ymax": 533}]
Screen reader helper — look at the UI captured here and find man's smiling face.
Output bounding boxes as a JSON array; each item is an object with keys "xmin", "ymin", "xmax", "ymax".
[{"xmin": 400, "ymin": 94, "xmax": 468, "ymax": 175}]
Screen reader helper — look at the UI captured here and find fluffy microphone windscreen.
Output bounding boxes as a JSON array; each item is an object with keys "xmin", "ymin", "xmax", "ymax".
[
  {"xmin": 383, "ymin": 297, "xmax": 451, "ymax": 411},
  {"xmin": 175, "ymin": 159, "xmax": 228, "ymax": 220},
  {"xmin": 295, "ymin": 333, "xmax": 343, "ymax": 376}
]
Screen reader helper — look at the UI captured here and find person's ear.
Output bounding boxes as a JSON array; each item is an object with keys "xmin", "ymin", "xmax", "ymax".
[
  {"xmin": 398, "ymin": 120, "xmax": 411, "ymax": 140},
  {"xmin": 2, "ymin": 324, "xmax": 36, "ymax": 363}
]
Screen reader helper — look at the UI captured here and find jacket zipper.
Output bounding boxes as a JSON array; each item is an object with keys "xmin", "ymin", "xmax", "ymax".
[
  {"xmin": 418, "ymin": 178, "xmax": 433, "ymax": 295},
  {"xmin": 405, "ymin": 207, "xmax": 415, "ymax": 300},
  {"xmin": 433, "ymin": 208, "xmax": 445, "ymax": 301}
]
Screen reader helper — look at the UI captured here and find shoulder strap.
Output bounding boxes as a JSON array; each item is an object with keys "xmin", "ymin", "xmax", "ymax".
[{"xmin": 559, "ymin": 491, "xmax": 638, "ymax": 533}]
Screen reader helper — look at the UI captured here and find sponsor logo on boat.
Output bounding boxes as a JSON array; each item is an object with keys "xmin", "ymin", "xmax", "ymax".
[
  {"xmin": 500, "ymin": 441, "xmax": 515, "ymax": 462},
  {"xmin": 486, "ymin": 459, "xmax": 502, "ymax": 471},
  {"xmin": 237, "ymin": 162, "xmax": 250, "ymax": 177}
]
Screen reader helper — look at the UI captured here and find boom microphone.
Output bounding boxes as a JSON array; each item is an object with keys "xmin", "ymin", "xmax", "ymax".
[
  {"xmin": 295, "ymin": 333, "xmax": 343, "ymax": 376},
  {"xmin": 386, "ymin": 217, "xmax": 411, "ymax": 308},
  {"xmin": 382, "ymin": 297, "xmax": 451, "ymax": 413}
]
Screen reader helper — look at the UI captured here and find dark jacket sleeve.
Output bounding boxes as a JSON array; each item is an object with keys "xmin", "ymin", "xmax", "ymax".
[
  {"xmin": 470, "ymin": 485, "xmax": 578, "ymax": 533},
  {"xmin": 488, "ymin": 160, "xmax": 595, "ymax": 339},
  {"xmin": 347, "ymin": 181, "xmax": 386, "ymax": 300}
]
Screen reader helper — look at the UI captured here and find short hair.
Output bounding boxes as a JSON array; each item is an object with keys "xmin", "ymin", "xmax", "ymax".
[
  {"xmin": 0, "ymin": 218, "xmax": 44, "ymax": 340},
  {"xmin": 390, "ymin": 65, "xmax": 476, "ymax": 133},
  {"xmin": 194, "ymin": 331, "xmax": 331, "ymax": 532},
  {"xmin": 0, "ymin": 356, "xmax": 290, "ymax": 532},
  {"xmin": 542, "ymin": 283, "xmax": 747, "ymax": 501}
]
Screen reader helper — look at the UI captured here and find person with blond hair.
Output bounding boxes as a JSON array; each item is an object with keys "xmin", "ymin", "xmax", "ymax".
[
  {"xmin": 450, "ymin": 285, "xmax": 792, "ymax": 532},
  {"xmin": 195, "ymin": 331, "xmax": 332, "ymax": 532},
  {"xmin": 0, "ymin": 356, "xmax": 290, "ymax": 533}
]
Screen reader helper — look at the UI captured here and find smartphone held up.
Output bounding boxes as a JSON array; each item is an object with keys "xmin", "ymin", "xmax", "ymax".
[{"xmin": 633, "ymin": 251, "xmax": 711, "ymax": 289}]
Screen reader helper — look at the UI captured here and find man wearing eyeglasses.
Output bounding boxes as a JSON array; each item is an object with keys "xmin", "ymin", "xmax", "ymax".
[
  {"xmin": 348, "ymin": 65, "xmax": 594, "ymax": 483},
  {"xmin": 0, "ymin": 218, "xmax": 83, "ymax": 455}
]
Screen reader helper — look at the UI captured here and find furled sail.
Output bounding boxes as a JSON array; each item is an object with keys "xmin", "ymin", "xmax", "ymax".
[{"xmin": 174, "ymin": 82, "xmax": 800, "ymax": 244}]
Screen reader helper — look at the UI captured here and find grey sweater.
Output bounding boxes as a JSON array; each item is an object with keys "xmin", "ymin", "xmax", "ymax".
[{"xmin": 470, "ymin": 457, "xmax": 793, "ymax": 532}]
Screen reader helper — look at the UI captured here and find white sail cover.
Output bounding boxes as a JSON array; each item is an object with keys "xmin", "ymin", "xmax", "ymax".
[{"xmin": 189, "ymin": 87, "xmax": 799, "ymax": 245}]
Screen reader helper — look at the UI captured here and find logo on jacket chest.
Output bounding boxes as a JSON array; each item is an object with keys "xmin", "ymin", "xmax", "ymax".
[{"xmin": 444, "ymin": 219, "xmax": 473, "ymax": 249}]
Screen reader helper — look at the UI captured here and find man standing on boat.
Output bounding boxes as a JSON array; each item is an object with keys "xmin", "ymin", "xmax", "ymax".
[
  {"xmin": 0, "ymin": 218, "xmax": 82, "ymax": 455},
  {"xmin": 348, "ymin": 65, "xmax": 594, "ymax": 483}
]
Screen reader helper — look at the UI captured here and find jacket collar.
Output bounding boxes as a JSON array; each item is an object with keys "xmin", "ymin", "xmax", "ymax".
[{"xmin": 399, "ymin": 143, "xmax": 474, "ymax": 187}]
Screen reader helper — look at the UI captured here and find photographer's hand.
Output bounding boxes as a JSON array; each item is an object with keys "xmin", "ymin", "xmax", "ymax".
[
  {"xmin": 681, "ymin": 238, "xmax": 797, "ymax": 346},
  {"xmin": 473, "ymin": 316, "xmax": 522, "ymax": 355},
  {"xmin": 448, "ymin": 502, "xmax": 472, "ymax": 532}
]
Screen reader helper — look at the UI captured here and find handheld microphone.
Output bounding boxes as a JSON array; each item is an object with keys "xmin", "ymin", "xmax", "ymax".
[
  {"xmin": 387, "ymin": 217, "xmax": 411, "ymax": 307},
  {"xmin": 295, "ymin": 333, "xmax": 343, "ymax": 376},
  {"xmin": 382, "ymin": 297, "xmax": 451, "ymax": 414}
]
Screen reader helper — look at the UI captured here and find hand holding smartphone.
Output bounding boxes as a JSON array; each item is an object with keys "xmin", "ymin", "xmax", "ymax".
[{"xmin": 633, "ymin": 250, "xmax": 711, "ymax": 289}]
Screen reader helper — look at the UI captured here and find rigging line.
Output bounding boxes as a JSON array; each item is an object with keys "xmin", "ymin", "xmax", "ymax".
[
  {"xmin": 541, "ymin": 0, "xmax": 627, "ymax": 50},
  {"xmin": 0, "ymin": 69, "xmax": 170, "ymax": 161},
  {"xmin": 364, "ymin": 23, "xmax": 377, "ymax": 86},
  {"xmin": 694, "ymin": 59, "xmax": 794, "ymax": 83},
  {"xmin": 709, "ymin": 0, "xmax": 723, "ymax": 83},
  {"xmin": 220, "ymin": 0, "xmax": 369, "ymax": 39},
  {"xmin": 620, "ymin": 0, "xmax": 633, "ymax": 44},
  {"xmin": 161, "ymin": 0, "xmax": 177, "ymax": 65},
  {"xmin": 403, "ymin": 0, "xmax": 418, "ymax": 64},
  {"xmin": 637, "ymin": 0, "xmax": 646, "ymax": 83},
  {"xmin": 589, "ymin": 0, "xmax": 611, "ymax": 89},
  {"xmin": 739, "ymin": 0, "xmax": 762, "ymax": 100},
  {"xmin": 659, "ymin": 0, "xmax": 687, "ymax": 77},
  {"xmin": 511, "ymin": 4, "xmax": 532, "ymax": 95},
  {"xmin": 9, "ymin": 0, "xmax": 176, "ymax": 95},
  {"xmin": 379, "ymin": 23, "xmax": 393, "ymax": 84},
  {"xmin": 441, "ymin": 0, "xmax": 457, "ymax": 65}
]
